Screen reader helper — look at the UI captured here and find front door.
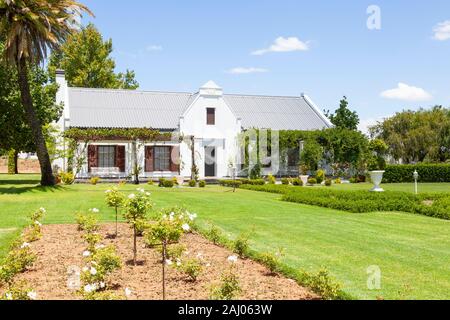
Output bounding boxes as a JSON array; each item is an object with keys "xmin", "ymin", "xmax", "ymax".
[{"xmin": 204, "ymin": 147, "xmax": 216, "ymax": 177}]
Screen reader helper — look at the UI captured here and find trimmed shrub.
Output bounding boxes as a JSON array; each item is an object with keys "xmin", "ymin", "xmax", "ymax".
[
  {"xmin": 210, "ymin": 268, "xmax": 241, "ymax": 300},
  {"xmin": 159, "ymin": 178, "xmax": 174, "ymax": 188},
  {"xmin": 233, "ymin": 234, "xmax": 250, "ymax": 257},
  {"xmin": 281, "ymin": 178, "xmax": 290, "ymax": 185},
  {"xmin": 199, "ymin": 180, "xmax": 206, "ymax": 188},
  {"xmin": 219, "ymin": 180, "xmax": 242, "ymax": 188},
  {"xmin": 299, "ymin": 269, "xmax": 341, "ymax": 300},
  {"xmin": 240, "ymin": 179, "xmax": 266, "ymax": 186},
  {"xmin": 292, "ymin": 178, "xmax": 303, "ymax": 186},
  {"xmin": 325, "ymin": 179, "xmax": 332, "ymax": 187},
  {"xmin": 267, "ymin": 174, "xmax": 276, "ymax": 185},
  {"xmin": 188, "ymin": 180, "xmax": 197, "ymax": 187},
  {"xmin": 383, "ymin": 164, "xmax": 450, "ymax": 183},
  {"xmin": 176, "ymin": 258, "xmax": 203, "ymax": 282},
  {"xmin": 61, "ymin": 172, "xmax": 75, "ymax": 185},
  {"xmin": 205, "ymin": 224, "xmax": 222, "ymax": 245},
  {"xmin": 316, "ymin": 170, "xmax": 326, "ymax": 184},
  {"xmin": 90, "ymin": 177, "xmax": 100, "ymax": 185},
  {"xmin": 308, "ymin": 178, "xmax": 317, "ymax": 185}
]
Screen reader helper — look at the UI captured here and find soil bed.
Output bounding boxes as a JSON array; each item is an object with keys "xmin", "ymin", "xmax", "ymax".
[{"xmin": 11, "ymin": 224, "xmax": 318, "ymax": 300}]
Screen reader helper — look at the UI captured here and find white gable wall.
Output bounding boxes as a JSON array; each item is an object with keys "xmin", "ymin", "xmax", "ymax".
[
  {"xmin": 180, "ymin": 82, "xmax": 241, "ymax": 179},
  {"xmin": 53, "ymin": 70, "xmax": 70, "ymax": 172}
]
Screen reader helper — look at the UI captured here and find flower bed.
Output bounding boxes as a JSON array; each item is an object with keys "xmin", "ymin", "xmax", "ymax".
[{"xmin": 4, "ymin": 223, "xmax": 318, "ymax": 300}]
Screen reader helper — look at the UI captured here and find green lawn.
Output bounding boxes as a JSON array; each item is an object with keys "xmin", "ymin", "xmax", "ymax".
[{"xmin": 1, "ymin": 174, "xmax": 449, "ymax": 300}]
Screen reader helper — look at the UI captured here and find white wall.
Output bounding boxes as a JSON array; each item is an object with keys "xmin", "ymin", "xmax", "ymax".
[
  {"xmin": 180, "ymin": 82, "xmax": 241, "ymax": 179},
  {"xmin": 53, "ymin": 71, "xmax": 70, "ymax": 172}
]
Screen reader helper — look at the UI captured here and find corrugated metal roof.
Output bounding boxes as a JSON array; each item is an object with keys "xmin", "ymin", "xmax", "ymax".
[
  {"xmin": 224, "ymin": 94, "xmax": 331, "ymax": 130},
  {"xmin": 69, "ymin": 88, "xmax": 192, "ymax": 129},
  {"xmin": 68, "ymin": 87, "xmax": 331, "ymax": 130}
]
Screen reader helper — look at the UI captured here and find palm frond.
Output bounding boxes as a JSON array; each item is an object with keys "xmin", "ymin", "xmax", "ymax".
[{"xmin": 0, "ymin": 0, "xmax": 94, "ymax": 65}]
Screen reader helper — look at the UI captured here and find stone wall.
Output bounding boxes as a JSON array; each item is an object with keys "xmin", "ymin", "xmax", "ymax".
[{"xmin": 0, "ymin": 157, "xmax": 41, "ymax": 174}]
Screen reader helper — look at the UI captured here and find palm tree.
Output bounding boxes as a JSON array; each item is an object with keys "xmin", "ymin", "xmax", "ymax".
[{"xmin": 0, "ymin": 0, "xmax": 93, "ymax": 186}]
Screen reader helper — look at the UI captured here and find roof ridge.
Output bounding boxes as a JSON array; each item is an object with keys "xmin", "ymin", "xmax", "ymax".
[
  {"xmin": 224, "ymin": 93, "xmax": 302, "ymax": 99},
  {"xmin": 69, "ymin": 87, "xmax": 303, "ymax": 99},
  {"xmin": 69, "ymin": 87, "xmax": 193, "ymax": 95}
]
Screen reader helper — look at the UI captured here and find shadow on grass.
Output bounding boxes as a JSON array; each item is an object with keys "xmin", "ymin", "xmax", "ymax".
[
  {"xmin": 0, "ymin": 185, "xmax": 70, "ymax": 195},
  {"xmin": 0, "ymin": 179, "xmax": 41, "ymax": 186}
]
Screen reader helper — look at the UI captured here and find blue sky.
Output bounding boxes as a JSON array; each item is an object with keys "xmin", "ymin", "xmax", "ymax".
[{"xmin": 81, "ymin": 0, "xmax": 450, "ymax": 131}]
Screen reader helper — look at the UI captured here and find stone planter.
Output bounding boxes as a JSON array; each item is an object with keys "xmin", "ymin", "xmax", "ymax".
[
  {"xmin": 299, "ymin": 175, "xmax": 309, "ymax": 186},
  {"xmin": 369, "ymin": 171, "xmax": 385, "ymax": 192}
]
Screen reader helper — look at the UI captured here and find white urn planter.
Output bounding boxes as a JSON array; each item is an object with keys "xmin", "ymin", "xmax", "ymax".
[
  {"xmin": 299, "ymin": 175, "xmax": 309, "ymax": 186},
  {"xmin": 369, "ymin": 171, "xmax": 385, "ymax": 192}
]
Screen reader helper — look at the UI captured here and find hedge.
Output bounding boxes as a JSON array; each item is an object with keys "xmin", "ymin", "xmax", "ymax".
[
  {"xmin": 219, "ymin": 179, "xmax": 266, "ymax": 188},
  {"xmin": 239, "ymin": 184, "xmax": 450, "ymax": 220},
  {"xmin": 282, "ymin": 190, "xmax": 450, "ymax": 220},
  {"xmin": 219, "ymin": 180, "xmax": 242, "ymax": 188},
  {"xmin": 240, "ymin": 184, "xmax": 292, "ymax": 194},
  {"xmin": 383, "ymin": 164, "xmax": 450, "ymax": 183}
]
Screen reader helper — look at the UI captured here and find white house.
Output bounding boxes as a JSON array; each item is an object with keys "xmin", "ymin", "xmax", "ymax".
[{"xmin": 53, "ymin": 70, "xmax": 332, "ymax": 180}]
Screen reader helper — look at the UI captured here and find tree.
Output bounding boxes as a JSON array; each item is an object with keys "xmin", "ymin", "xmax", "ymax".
[
  {"xmin": 124, "ymin": 190, "xmax": 152, "ymax": 266},
  {"xmin": 49, "ymin": 23, "xmax": 139, "ymax": 89},
  {"xmin": 326, "ymin": 96, "xmax": 360, "ymax": 131},
  {"xmin": 370, "ymin": 107, "xmax": 450, "ymax": 163},
  {"xmin": 300, "ymin": 139, "xmax": 323, "ymax": 172},
  {"xmin": 0, "ymin": 0, "xmax": 92, "ymax": 186},
  {"xmin": 321, "ymin": 128, "xmax": 369, "ymax": 173},
  {"xmin": 367, "ymin": 139, "xmax": 388, "ymax": 171},
  {"xmin": 0, "ymin": 43, "xmax": 62, "ymax": 174}
]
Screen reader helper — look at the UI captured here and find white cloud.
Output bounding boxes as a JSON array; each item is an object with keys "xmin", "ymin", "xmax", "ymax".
[
  {"xmin": 380, "ymin": 83, "xmax": 433, "ymax": 102},
  {"xmin": 432, "ymin": 20, "xmax": 450, "ymax": 41},
  {"xmin": 252, "ymin": 37, "xmax": 310, "ymax": 55},
  {"xmin": 146, "ymin": 45, "xmax": 163, "ymax": 52},
  {"xmin": 358, "ymin": 118, "xmax": 379, "ymax": 135},
  {"xmin": 226, "ymin": 67, "xmax": 268, "ymax": 74}
]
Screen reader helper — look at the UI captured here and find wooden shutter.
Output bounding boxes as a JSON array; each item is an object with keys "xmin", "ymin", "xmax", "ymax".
[
  {"xmin": 88, "ymin": 145, "xmax": 98, "ymax": 173},
  {"xmin": 170, "ymin": 146, "xmax": 180, "ymax": 173},
  {"xmin": 145, "ymin": 146, "xmax": 154, "ymax": 172},
  {"xmin": 115, "ymin": 146, "xmax": 126, "ymax": 172}
]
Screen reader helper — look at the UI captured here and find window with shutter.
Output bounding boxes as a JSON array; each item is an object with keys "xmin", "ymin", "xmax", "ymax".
[
  {"xmin": 154, "ymin": 146, "xmax": 171, "ymax": 171},
  {"xmin": 170, "ymin": 146, "xmax": 180, "ymax": 173},
  {"xmin": 207, "ymin": 108, "xmax": 216, "ymax": 125},
  {"xmin": 145, "ymin": 147, "xmax": 154, "ymax": 172},
  {"xmin": 98, "ymin": 146, "xmax": 116, "ymax": 168},
  {"xmin": 115, "ymin": 146, "xmax": 126, "ymax": 172},
  {"xmin": 88, "ymin": 145, "xmax": 98, "ymax": 173}
]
